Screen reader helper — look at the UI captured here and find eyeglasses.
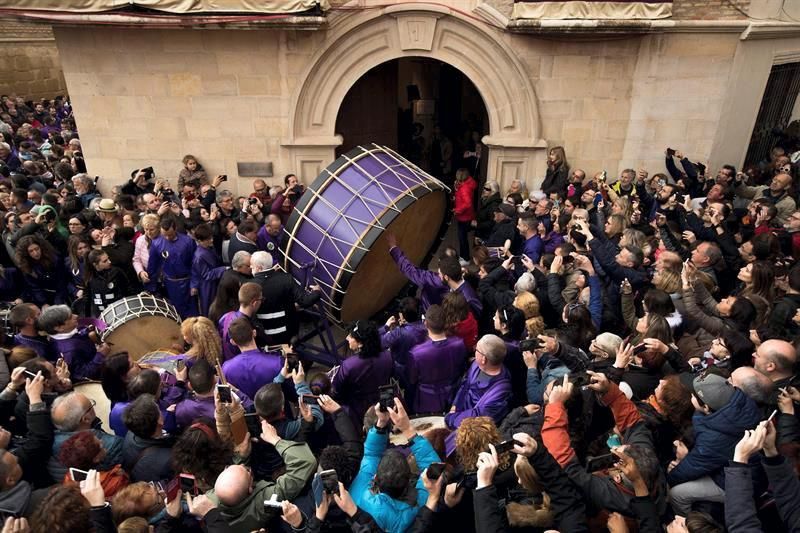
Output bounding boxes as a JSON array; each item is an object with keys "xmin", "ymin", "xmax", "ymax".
[{"xmin": 83, "ymin": 398, "xmax": 97, "ymax": 418}]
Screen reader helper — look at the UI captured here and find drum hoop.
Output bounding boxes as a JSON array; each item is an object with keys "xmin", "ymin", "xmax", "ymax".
[
  {"xmin": 100, "ymin": 294, "xmax": 181, "ymax": 340},
  {"xmin": 283, "ymin": 144, "xmax": 451, "ymax": 322}
]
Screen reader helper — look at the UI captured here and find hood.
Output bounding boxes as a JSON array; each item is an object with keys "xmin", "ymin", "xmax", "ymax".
[{"xmin": 700, "ymin": 389, "xmax": 762, "ymax": 436}]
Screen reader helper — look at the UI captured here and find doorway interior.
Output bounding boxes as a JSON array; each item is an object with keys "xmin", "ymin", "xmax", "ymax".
[{"xmin": 335, "ymin": 57, "xmax": 489, "ymax": 186}]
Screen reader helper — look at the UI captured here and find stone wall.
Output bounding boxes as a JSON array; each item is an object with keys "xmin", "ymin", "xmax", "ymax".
[
  {"xmin": 0, "ymin": 21, "xmax": 67, "ymax": 99},
  {"xmin": 672, "ymin": 0, "xmax": 750, "ymax": 19},
  {"xmin": 54, "ymin": 15, "xmax": 743, "ymax": 193},
  {"xmin": 509, "ymin": 31, "xmax": 739, "ymax": 178}
]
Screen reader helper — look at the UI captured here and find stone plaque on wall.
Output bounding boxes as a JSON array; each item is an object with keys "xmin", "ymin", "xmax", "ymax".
[{"xmin": 237, "ymin": 162, "xmax": 273, "ymax": 177}]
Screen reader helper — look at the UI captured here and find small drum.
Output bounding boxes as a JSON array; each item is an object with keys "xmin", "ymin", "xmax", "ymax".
[
  {"xmin": 390, "ymin": 415, "xmax": 446, "ymax": 446},
  {"xmin": 74, "ymin": 381, "xmax": 112, "ymax": 435},
  {"xmin": 100, "ymin": 294, "xmax": 183, "ymax": 361},
  {"xmin": 284, "ymin": 144, "xmax": 450, "ymax": 323}
]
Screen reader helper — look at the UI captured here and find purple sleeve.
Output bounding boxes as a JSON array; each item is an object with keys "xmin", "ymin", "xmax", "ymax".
[
  {"xmin": 389, "ymin": 247, "xmax": 442, "ymax": 289},
  {"xmin": 446, "ymin": 379, "xmax": 511, "ymax": 429},
  {"xmin": 71, "ymin": 350, "xmax": 105, "ymax": 382}
]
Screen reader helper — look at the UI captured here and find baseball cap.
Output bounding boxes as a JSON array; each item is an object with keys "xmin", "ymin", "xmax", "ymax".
[{"xmin": 680, "ymin": 371, "xmax": 734, "ymax": 412}]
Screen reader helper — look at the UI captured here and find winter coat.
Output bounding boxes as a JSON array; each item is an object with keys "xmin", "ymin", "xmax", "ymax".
[{"xmin": 454, "ymin": 176, "xmax": 477, "ymax": 222}]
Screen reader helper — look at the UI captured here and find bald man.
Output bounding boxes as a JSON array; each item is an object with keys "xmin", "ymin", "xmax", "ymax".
[
  {"xmin": 730, "ymin": 366, "xmax": 774, "ymax": 413},
  {"xmin": 753, "ymin": 339, "xmax": 799, "ymax": 405},
  {"xmin": 211, "ymin": 420, "xmax": 316, "ymax": 531}
]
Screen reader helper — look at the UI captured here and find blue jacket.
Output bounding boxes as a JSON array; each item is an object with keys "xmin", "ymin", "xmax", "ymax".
[
  {"xmin": 350, "ymin": 427, "xmax": 440, "ymax": 533},
  {"xmin": 667, "ymin": 389, "xmax": 762, "ymax": 489}
]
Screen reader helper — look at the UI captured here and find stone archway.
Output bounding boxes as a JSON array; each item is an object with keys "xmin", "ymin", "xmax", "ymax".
[{"xmin": 282, "ymin": 3, "xmax": 548, "ymax": 189}]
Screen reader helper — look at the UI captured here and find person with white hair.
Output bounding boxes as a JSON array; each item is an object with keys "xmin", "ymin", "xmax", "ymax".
[{"xmin": 251, "ymin": 251, "xmax": 321, "ymax": 344}]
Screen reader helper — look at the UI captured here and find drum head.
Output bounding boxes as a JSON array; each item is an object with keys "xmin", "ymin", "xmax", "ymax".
[
  {"xmin": 104, "ymin": 317, "xmax": 183, "ymax": 361},
  {"xmin": 73, "ymin": 381, "xmax": 112, "ymax": 435},
  {"xmin": 284, "ymin": 144, "xmax": 450, "ymax": 323}
]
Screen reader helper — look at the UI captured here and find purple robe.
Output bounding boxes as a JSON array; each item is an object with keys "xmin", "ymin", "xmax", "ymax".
[
  {"xmin": 14, "ymin": 333, "xmax": 56, "ymax": 361},
  {"xmin": 406, "ymin": 336, "xmax": 467, "ymax": 415},
  {"xmin": 256, "ymin": 225, "xmax": 284, "ymax": 265},
  {"xmin": 175, "ymin": 390, "xmax": 253, "ymax": 430},
  {"xmin": 331, "ymin": 350, "xmax": 393, "ymax": 424},
  {"xmin": 51, "ymin": 329, "xmax": 104, "ymax": 382},
  {"xmin": 445, "ymin": 360, "xmax": 512, "ymax": 429},
  {"xmin": 221, "ymin": 349, "xmax": 283, "ymax": 400},
  {"xmin": 146, "ymin": 232, "xmax": 197, "ymax": 319},
  {"xmin": 380, "ymin": 322, "xmax": 427, "ymax": 378},
  {"xmin": 218, "ymin": 310, "xmax": 245, "ymax": 362},
  {"xmin": 389, "ymin": 247, "xmax": 482, "ymax": 316},
  {"xmin": 191, "ymin": 246, "xmax": 227, "ymax": 316}
]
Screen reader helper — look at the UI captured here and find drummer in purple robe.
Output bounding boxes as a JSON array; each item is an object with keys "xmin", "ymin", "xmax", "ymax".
[
  {"xmin": 146, "ymin": 217, "xmax": 197, "ymax": 319},
  {"xmin": 330, "ymin": 320, "xmax": 393, "ymax": 425},
  {"xmin": 190, "ymin": 224, "xmax": 228, "ymax": 317},
  {"xmin": 221, "ymin": 318, "xmax": 283, "ymax": 400},
  {"xmin": 256, "ymin": 214, "xmax": 284, "ymax": 265},
  {"xmin": 380, "ymin": 297, "xmax": 427, "ymax": 379},
  {"xmin": 445, "ymin": 334, "xmax": 511, "ymax": 429},
  {"xmin": 404, "ymin": 305, "xmax": 466, "ymax": 415},
  {"xmin": 38, "ymin": 305, "xmax": 108, "ymax": 381},
  {"xmin": 10, "ymin": 303, "xmax": 56, "ymax": 361},
  {"xmin": 386, "ymin": 233, "xmax": 482, "ymax": 317},
  {"xmin": 174, "ymin": 359, "xmax": 252, "ymax": 430}
]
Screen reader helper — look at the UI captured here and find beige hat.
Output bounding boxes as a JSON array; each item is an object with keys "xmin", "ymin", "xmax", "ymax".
[
  {"xmin": 593, "ymin": 332, "xmax": 622, "ymax": 358},
  {"xmin": 96, "ymin": 198, "xmax": 118, "ymax": 213}
]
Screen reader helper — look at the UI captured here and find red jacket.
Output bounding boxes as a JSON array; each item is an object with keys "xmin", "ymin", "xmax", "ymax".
[{"xmin": 454, "ymin": 177, "xmax": 477, "ymax": 222}]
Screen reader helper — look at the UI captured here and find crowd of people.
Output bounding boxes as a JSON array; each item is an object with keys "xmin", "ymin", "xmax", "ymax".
[{"xmin": 1, "ymin": 92, "xmax": 800, "ymax": 533}]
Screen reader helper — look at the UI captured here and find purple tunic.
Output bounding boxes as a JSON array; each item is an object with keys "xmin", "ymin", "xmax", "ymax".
[
  {"xmin": 221, "ymin": 349, "xmax": 283, "ymax": 400},
  {"xmin": 14, "ymin": 334, "xmax": 56, "ymax": 361},
  {"xmin": 175, "ymin": 390, "xmax": 253, "ymax": 430},
  {"xmin": 256, "ymin": 225, "xmax": 284, "ymax": 265},
  {"xmin": 406, "ymin": 336, "xmax": 467, "ymax": 415},
  {"xmin": 389, "ymin": 247, "xmax": 482, "ymax": 316},
  {"xmin": 146, "ymin": 233, "xmax": 197, "ymax": 319},
  {"xmin": 191, "ymin": 246, "xmax": 227, "ymax": 316},
  {"xmin": 331, "ymin": 350, "xmax": 393, "ymax": 423},
  {"xmin": 380, "ymin": 322, "xmax": 427, "ymax": 376},
  {"xmin": 218, "ymin": 310, "xmax": 245, "ymax": 362},
  {"xmin": 445, "ymin": 360, "xmax": 512, "ymax": 429},
  {"xmin": 51, "ymin": 329, "xmax": 104, "ymax": 381}
]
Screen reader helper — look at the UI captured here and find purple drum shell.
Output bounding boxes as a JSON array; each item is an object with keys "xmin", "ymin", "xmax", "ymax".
[{"xmin": 283, "ymin": 144, "xmax": 450, "ymax": 323}]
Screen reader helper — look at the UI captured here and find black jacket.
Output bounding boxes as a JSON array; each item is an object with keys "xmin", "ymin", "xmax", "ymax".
[
  {"xmin": 475, "ymin": 193, "xmax": 501, "ymax": 239},
  {"xmin": 541, "ymin": 164, "xmax": 569, "ymax": 196},
  {"xmin": 121, "ymin": 433, "xmax": 174, "ymax": 483},
  {"xmin": 253, "ymin": 270, "xmax": 320, "ymax": 344},
  {"xmin": 85, "ymin": 266, "xmax": 131, "ymax": 317},
  {"xmin": 15, "ymin": 403, "xmax": 54, "ymax": 489}
]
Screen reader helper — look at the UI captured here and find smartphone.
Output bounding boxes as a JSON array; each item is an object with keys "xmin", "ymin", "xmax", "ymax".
[
  {"xmin": 426, "ymin": 462, "xmax": 446, "ymax": 480},
  {"xmin": 23, "ymin": 369, "xmax": 37, "ymax": 379},
  {"xmin": 494, "ymin": 439, "xmax": 522, "ymax": 455},
  {"xmin": 179, "ymin": 473, "xmax": 197, "ymax": 495},
  {"xmin": 176, "ymin": 359, "xmax": 186, "ymax": 373},
  {"xmin": 767, "ymin": 409, "xmax": 778, "ymax": 422},
  {"xmin": 244, "ymin": 413, "xmax": 261, "ymax": 436},
  {"xmin": 312, "ymin": 474, "xmax": 325, "ymax": 506},
  {"xmin": 264, "ymin": 494, "xmax": 283, "ymax": 508},
  {"xmin": 633, "ymin": 343, "xmax": 648, "ymax": 355},
  {"xmin": 69, "ymin": 467, "xmax": 89, "ymax": 482},
  {"xmin": 216, "ymin": 384, "xmax": 232, "ymax": 404},
  {"xmin": 378, "ymin": 384, "xmax": 395, "ymax": 413},
  {"xmin": 593, "ymin": 192, "xmax": 603, "ymax": 207},
  {"xmin": 586, "ymin": 453, "xmax": 616, "ymax": 472},
  {"xmin": 220, "ymin": 175, "xmax": 228, "ymax": 182},
  {"xmin": 286, "ymin": 354, "xmax": 300, "ymax": 373},
  {"xmin": 519, "ymin": 338, "xmax": 540, "ymax": 353},
  {"xmin": 319, "ymin": 469, "xmax": 338, "ymax": 494},
  {"xmin": 301, "ymin": 394, "xmax": 320, "ymax": 406},
  {"xmin": 164, "ymin": 477, "xmax": 180, "ymax": 501}
]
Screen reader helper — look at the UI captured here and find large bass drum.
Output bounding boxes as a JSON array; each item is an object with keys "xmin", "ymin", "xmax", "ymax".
[
  {"xmin": 283, "ymin": 144, "xmax": 450, "ymax": 323},
  {"xmin": 100, "ymin": 293, "xmax": 183, "ymax": 360}
]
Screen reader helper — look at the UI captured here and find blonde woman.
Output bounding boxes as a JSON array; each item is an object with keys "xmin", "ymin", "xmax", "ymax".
[
  {"xmin": 180, "ymin": 317, "xmax": 223, "ymax": 366},
  {"xmin": 133, "ymin": 214, "xmax": 159, "ymax": 285},
  {"xmin": 513, "ymin": 291, "xmax": 545, "ymax": 339}
]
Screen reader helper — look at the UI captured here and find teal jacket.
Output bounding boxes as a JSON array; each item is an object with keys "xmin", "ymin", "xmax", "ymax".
[{"xmin": 350, "ymin": 427, "xmax": 440, "ymax": 533}]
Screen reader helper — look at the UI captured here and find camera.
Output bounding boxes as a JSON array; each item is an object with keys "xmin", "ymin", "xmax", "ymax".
[
  {"xmin": 219, "ymin": 175, "xmax": 228, "ymax": 182},
  {"xmin": 290, "ymin": 184, "xmax": 304, "ymax": 196},
  {"xmin": 141, "ymin": 166, "xmax": 154, "ymax": 181},
  {"xmin": 161, "ymin": 188, "xmax": 176, "ymax": 203},
  {"xmin": 248, "ymin": 197, "xmax": 259, "ymax": 206},
  {"xmin": 519, "ymin": 338, "xmax": 540, "ymax": 353}
]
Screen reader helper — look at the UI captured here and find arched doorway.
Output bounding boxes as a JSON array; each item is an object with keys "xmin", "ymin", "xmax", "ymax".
[
  {"xmin": 334, "ymin": 57, "xmax": 490, "ymax": 185},
  {"xmin": 283, "ymin": 5, "xmax": 548, "ymax": 190}
]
